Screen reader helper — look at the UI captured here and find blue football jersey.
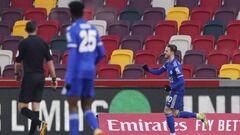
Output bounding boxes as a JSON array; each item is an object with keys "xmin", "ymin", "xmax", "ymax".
[
  {"xmin": 64, "ymin": 19, "xmax": 105, "ymax": 84},
  {"xmin": 149, "ymin": 59, "xmax": 185, "ymax": 93}
]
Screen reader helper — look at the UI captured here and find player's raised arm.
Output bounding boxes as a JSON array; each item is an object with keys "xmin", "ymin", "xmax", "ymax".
[{"xmin": 142, "ymin": 64, "xmax": 167, "ymax": 75}]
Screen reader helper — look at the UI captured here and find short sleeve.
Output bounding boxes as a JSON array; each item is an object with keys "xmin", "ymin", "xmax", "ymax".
[
  {"xmin": 66, "ymin": 27, "xmax": 78, "ymax": 49},
  {"xmin": 15, "ymin": 41, "xmax": 24, "ymax": 63}
]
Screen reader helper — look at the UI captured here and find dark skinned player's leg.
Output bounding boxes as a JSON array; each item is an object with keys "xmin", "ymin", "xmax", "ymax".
[{"xmin": 68, "ymin": 96, "xmax": 79, "ymax": 135}]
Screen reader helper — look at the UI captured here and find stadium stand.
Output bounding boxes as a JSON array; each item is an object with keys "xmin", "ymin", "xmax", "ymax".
[
  {"xmin": 219, "ymin": 64, "xmax": 240, "ymax": 80},
  {"xmin": 0, "ymin": 22, "xmax": 11, "ymax": 36},
  {"xmin": 143, "ymin": 7, "xmax": 165, "ymax": 26},
  {"xmin": 203, "ymin": 20, "xmax": 225, "ymax": 41},
  {"xmin": 2, "ymin": 36, "xmax": 23, "ymax": 58},
  {"xmin": 11, "ymin": 0, "xmax": 33, "ymax": 12},
  {"xmin": 37, "ymin": 20, "xmax": 59, "ymax": 43},
  {"xmin": 101, "ymin": 35, "xmax": 121, "ymax": 57},
  {"xmin": 207, "ymin": 50, "xmax": 231, "ymax": 70},
  {"xmin": 12, "ymin": 20, "xmax": 29, "ymax": 38},
  {"xmin": 105, "ymin": 0, "xmax": 128, "ymax": 13},
  {"xmin": 175, "ymin": 0, "xmax": 198, "ymax": 10},
  {"xmin": 216, "ymin": 35, "xmax": 239, "ymax": 53},
  {"xmin": 122, "ymin": 64, "xmax": 145, "ymax": 79},
  {"xmin": 88, "ymin": 20, "xmax": 107, "ymax": 36},
  {"xmin": 25, "ymin": 8, "xmax": 47, "ymax": 23},
  {"xmin": 2, "ymin": 64, "xmax": 14, "ymax": 78},
  {"xmin": 0, "ymin": 50, "xmax": 13, "ymax": 74},
  {"xmin": 51, "ymin": 35, "xmax": 67, "ymax": 55},
  {"xmin": 195, "ymin": 64, "xmax": 218, "ymax": 79},
  {"xmin": 166, "ymin": 7, "xmax": 189, "ymax": 29},
  {"xmin": 131, "ymin": 21, "xmax": 154, "ymax": 39},
  {"xmin": 121, "ymin": 35, "xmax": 144, "ymax": 54},
  {"xmin": 108, "ymin": 21, "xmax": 130, "ymax": 38},
  {"xmin": 97, "ymin": 64, "xmax": 121, "ymax": 79},
  {"xmin": 135, "ymin": 50, "xmax": 158, "ymax": 65},
  {"xmin": 179, "ymin": 20, "xmax": 202, "ymax": 38},
  {"xmin": 183, "ymin": 50, "xmax": 206, "ymax": 67},
  {"xmin": 95, "ymin": 7, "xmax": 118, "ymax": 26},
  {"xmin": 169, "ymin": 35, "xmax": 192, "ymax": 57},
  {"xmin": 192, "ymin": 35, "xmax": 215, "ymax": 55},
  {"xmin": 110, "ymin": 49, "xmax": 134, "ymax": 72},
  {"xmin": 144, "ymin": 35, "xmax": 168, "ymax": 55},
  {"xmin": 119, "ymin": 7, "xmax": 141, "ymax": 25},
  {"xmin": 49, "ymin": 8, "xmax": 71, "ymax": 26},
  {"xmin": 34, "ymin": 0, "xmax": 57, "ymax": 15},
  {"xmin": 182, "ymin": 64, "xmax": 194, "ymax": 78},
  {"xmin": 190, "ymin": 7, "xmax": 214, "ymax": 26},
  {"xmin": 155, "ymin": 20, "xmax": 178, "ymax": 41}
]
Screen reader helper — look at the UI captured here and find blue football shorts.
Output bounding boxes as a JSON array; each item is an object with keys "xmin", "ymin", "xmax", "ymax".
[{"xmin": 66, "ymin": 79, "xmax": 94, "ymax": 97}]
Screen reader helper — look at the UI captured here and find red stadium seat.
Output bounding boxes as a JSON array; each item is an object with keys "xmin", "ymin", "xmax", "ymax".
[
  {"xmin": 102, "ymin": 35, "xmax": 120, "ymax": 57},
  {"xmin": 207, "ymin": 50, "xmax": 230, "ymax": 70},
  {"xmin": 62, "ymin": 51, "xmax": 68, "ymax": 64},
  {"xmin": 0, "ymin": 22, "xmax": 11, "ymax": 36},
  {"xmin": 143, "ymin": 7, "xmax": 165, "ymax": 26},
  {"xmin": 216, "ymin": 35, "xmax": 239, "ymax": 53},
  {"xmin": 183, "ymin": 50, "xmax": 206, "ymax": 67},
  {"xmin": 96, "ymin": 55, "xmax": 109, "ymax": 72},
  {"xmin": 11, "ymin": 0, "xmax": 33, "ymax": 12},
  {"xmin": 25, "ymin": 8, "xmax": 47, "ymax": 23},
  {"xmin": 232, "ymin": 50, "xmax": 240, "ymax": 64},
  {"xmin": 155, "ymin": 20, "xmax": 178, "ymax": 41},
  {"xmin": 98, "ymin": 64, "xmax": 121, "ymax": 79},
  {"xmin": 179, "ymin": 20, "xmax": 202, "ymax": 38},
  {"xmin": 131, "ymin": 21, "xmax": 154, "ymax": 39},
  {"xmin": 199, "ymin": 0, "xmax": 222, "ymax": 11},
  {"xmin": 145, "ymin": 64, "xmax": 168, "ymax": 79},
  {"xmin": 55, "ymin": 64, "xmax": 66, "ymax": 79},
  {"xmin": 182, "ymin": 64, "xmax": 194, "ymax": 78},
  {"xmin": 195, "ymin": 64, "xmax": 217, "ymax": 79},
  {"xmin": 135, "ymin": 50, "xmax": 157, "ymax": 65},
  {"xmin": 121, "ymin": 35, "xmax": 144, "ymax": 54},
  {"xmin": 190, "ymin": 7, "xmax": 214, "ymax": 25},
  {"xmin": 144, "ymin": 35, "xmax": 168, "ymax": 55},
  {"xmin": 227, "ymin": 20, "xmax": 240, "ymax": 40},
  {"xmin": 2, "ymin": 64, "xmax": 14, "ymax": 79},
  {"xmin": 2, "ymin": 36, "xmax": 23, "ymax": 58},
  {"xmin": 192, "ymin": 35, "xmax": 215, "ymax": 55},
  {"xmin": 122, "ymin": 64, "xmax": 145, "ymax": 79},
  {"xmin": 37, "ymin": 20, "xmax": 59, "ymax": 43},
  {"xmin": 105, "ymin": 0, "xmax": 128, "ymax": 13},
  {"xmin": 49, "ymin": 8, "xmax": 71, "ymax": 26}
]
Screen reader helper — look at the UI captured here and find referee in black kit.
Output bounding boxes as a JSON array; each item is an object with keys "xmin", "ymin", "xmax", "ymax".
[{"xmin": 15, "ymin": 21, "xmax": 57, "ymax": 135}]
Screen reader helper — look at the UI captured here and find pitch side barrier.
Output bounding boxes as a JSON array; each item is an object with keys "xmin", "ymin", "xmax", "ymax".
[{"xmin": 0, "ymin": 79, "xmax": 239, "ymax": 134}]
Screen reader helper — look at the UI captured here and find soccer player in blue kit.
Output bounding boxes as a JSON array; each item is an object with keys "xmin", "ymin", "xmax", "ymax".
[
  {"xmin": 143, "ymin": 45, "xmax": 208, "ymax": 135},
  {"xmin": 62, "ymin": 1, "xmax": 105, "ymax": 135}
]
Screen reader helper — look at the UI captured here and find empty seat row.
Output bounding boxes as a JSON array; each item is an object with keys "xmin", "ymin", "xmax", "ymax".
[{"xmin": 97, "ymin": 63, "xmax": 219, "ymax": 79}]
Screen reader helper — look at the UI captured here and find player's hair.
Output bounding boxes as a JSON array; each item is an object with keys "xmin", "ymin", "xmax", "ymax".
[
  {"xmin": 167, "ymin": 44, "xmax": 177, "ymax": 54},
  {"xmin": 69, "ymin": 1, "xmax": 85, "ymax": 18},
  {"xmin": 25, "ymin": 21, "xmax": 37, "ymax": 33}
]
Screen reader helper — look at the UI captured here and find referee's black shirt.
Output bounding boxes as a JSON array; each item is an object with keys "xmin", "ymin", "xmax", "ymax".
[{"xmin": 16, "ymin": 35, "xmax": 52, "ymax": 74}]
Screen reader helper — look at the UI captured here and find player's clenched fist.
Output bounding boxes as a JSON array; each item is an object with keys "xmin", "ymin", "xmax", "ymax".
[{"xmin": 142, "ymin": 64, "xmax": 149, "ymax": 71}]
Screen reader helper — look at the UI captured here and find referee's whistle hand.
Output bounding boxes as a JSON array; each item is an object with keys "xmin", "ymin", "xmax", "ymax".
[{"xmin": 51, "ymin": 80, "xmax": 58, "ymax": 90}]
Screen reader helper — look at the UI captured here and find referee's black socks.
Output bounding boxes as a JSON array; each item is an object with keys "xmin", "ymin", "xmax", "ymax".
[
  {"xmin": 29, "ymin": 111, "xmax": 40, "ymax": 135},
  {"xmin": 21, "ymin": 108, "xmax": 42, "ymax": 126}
]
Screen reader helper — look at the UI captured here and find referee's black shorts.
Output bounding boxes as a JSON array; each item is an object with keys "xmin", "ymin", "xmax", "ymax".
[{"xmin": 19, "ymin": 73, "xmax": 45, "ymax": 103}]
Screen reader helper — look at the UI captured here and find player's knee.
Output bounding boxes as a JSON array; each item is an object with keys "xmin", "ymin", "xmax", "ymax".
[
  {"xmin": 82, "ymin": 104, "xmax": 91, "ymax": 112},
  {"xmin": 173, "ymin": 112, "xmax": 179, "ymax": 118},
  {"xmin": 164, "ymin": 107, "xmax": 172, "ymax": 116},
  {"xmin": 18, "ymin": 103, "xmax": 28, "ymax": 112}
]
